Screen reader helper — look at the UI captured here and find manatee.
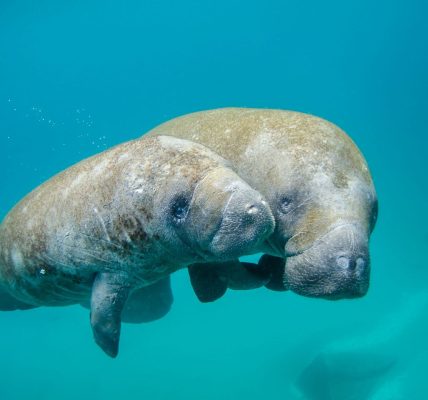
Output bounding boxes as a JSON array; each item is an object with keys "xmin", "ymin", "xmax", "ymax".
[
  {"xmin": 295, "ymin": 292, "xmax": 428, "ymax": 400},
  {"xmin": 0, "ymin": 135, "xmax": 275, "ymax": 357},
  {"xmin": 146, "ymin": 108, "xmax": 378, "ymax": 300}
]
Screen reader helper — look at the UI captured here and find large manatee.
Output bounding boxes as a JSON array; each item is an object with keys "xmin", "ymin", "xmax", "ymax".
[
  {"xmin": 0, "ymin": 135, "xmax": 274, "ymax": 357},
  {"xmin": 146, "ymin": 108, "xmax": 378, "ymax": 300}
]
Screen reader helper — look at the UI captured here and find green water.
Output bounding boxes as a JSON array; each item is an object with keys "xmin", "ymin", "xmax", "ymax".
[{"xmin": 0, "ymin": 1, "xmax": 427, "ymax": 399}]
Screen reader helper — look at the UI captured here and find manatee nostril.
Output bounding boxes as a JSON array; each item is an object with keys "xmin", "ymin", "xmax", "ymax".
[
  {"xmin": 336, "ymin": 255, "xmax": 367, "ymax": 273},
  {"xmin": 246, "ymin": 204, "xmax": 259, "ymax": 215},
  {"xmin": 336, "ymin": 256, "xmax": 351, "ymax": 270}
]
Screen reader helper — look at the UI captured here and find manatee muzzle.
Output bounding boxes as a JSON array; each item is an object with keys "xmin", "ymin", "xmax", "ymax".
[
  {"xmin": 186, "ymin": 169, "xmax": 275, "ymax": 260},
  {"xmin": 209, "ymin": 185, "xmax": 275, "ymax": 259},
  {"xmin": 283, "ymin": 223, "xmax": 370, "ymax": 299}
]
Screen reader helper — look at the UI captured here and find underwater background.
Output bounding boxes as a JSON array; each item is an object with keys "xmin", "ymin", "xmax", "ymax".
[{"xmin": 0, "ymin": 1, "xmax": 427, "ymax": 399}]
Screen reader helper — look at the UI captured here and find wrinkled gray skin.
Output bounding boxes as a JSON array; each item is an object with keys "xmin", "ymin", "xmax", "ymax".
[
  {"xmin": 0, "ymin": 135, "xmax": 274, "ymax": 357},
  {"xmin": 147, "ymin": 108, "xmax": 378, "ymax": 301}
]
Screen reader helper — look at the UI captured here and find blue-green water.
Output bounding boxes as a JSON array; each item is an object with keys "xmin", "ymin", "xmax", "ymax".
[{"xmin": 0, "ymin": 1, "xmax": 427, "ymax": 399}]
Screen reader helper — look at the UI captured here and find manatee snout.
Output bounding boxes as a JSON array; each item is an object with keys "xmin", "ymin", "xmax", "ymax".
[
  {"xmin": 186, "ymin": 168, "xmax": 274, "ymax": 260},
  {"xmin": 210, "ymin": 185, "xmax": 275, "ymax": 258},
  {"xmin": 284, "ymin": 223, "xmax": 370, "ymax": 299}
]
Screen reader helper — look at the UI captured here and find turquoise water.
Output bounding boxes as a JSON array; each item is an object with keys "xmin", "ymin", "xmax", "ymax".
[{"xmin": 0, "ymin": 1, "xmax": 427, "ymax": 399}]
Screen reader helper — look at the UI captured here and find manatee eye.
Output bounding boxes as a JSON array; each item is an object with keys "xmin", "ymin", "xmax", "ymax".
[
  {"xmin": 171, "ymin": 195, "xmax": 190, "ymax": 224},
  {"xmin": 279, "ymin": 196, "xmax": 293, "ymax": 214}
]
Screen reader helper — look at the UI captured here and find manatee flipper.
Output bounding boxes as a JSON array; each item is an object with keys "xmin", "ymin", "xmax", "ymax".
[
  {"xmin": 90, "ymin": 272, "xmax": 131, "ymax": 358},
  {"xmin": 121, "ymin": 277, "xmax": 174, "ymax": 324},
  {"xmin": 226, "ymin": 261, "xmax": 271, "ymax": 290},
  {"xmin": 188, "ymin": 263, "xmax": 228, "ymax": 303},
  {"xmin": 0, "ymin": 286, "xmax": 37, "ymax": 310},
  {"xmin": 189, "ymin": 260, "xmax": 273, "ymax": 303},
  {"xmin": 258, "ymin": 254, "xmax": 288, "ymax": 291}
]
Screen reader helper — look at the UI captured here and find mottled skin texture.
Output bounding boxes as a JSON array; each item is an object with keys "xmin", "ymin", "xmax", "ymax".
[
  {"xmin": 146, "ymin": 108, "xmax": 378, "ymax": 300},
  {"xmin": 0, "ymin": 135, "xmax": 275, "ymax": 357}
]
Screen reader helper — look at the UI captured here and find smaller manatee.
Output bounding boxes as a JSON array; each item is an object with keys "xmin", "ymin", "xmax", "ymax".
[{"xmin": 0, "ymin": 135, "xmax": 275, "ymax": 357}]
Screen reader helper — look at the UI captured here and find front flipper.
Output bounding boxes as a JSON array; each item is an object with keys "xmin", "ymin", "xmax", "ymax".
[
  {"xmin": 188, "ymin": 263, "xmax": 227, "ymax": 303},
  {"xmin": 226, "ymin": 261, "xmax": 271, "ymax": 290},
  {"xmin": 188, "ymin": 260, "xmax": 272, "ymax": 303},
  {"xmin": 257, "ymin": 254, "xmax": 288, "ymax": 292},
  {"xmin": 90, "ymin": 272, "xmax": 131, "ymax": 358},
  {"xmin": 121, "ymin": 277, "xmax": 173, "ymax": 324}
]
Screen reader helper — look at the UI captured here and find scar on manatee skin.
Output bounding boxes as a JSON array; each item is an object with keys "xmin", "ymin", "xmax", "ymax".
[
  {"xmin": 137, "ymin": 206, "xmax": 153, "ymax": 222},
  {"xmin": 332, "ymin": 170, "xmax": 349, "ymax": 189},
  {"xmin": 113, "ymin": 215, "xmax": 148, "ymax": 250}
]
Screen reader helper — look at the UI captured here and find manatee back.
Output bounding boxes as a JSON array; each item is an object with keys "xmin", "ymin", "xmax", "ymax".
[{"xmin": 146, "ymin": 108, "xmax": 374, "ymax": 190}]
